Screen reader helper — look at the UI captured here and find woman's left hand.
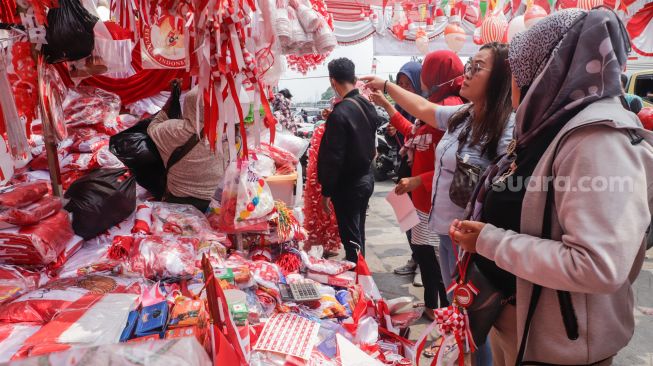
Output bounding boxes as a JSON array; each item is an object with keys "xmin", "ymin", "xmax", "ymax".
[{"xmin": 449, "ymin": 219, "xmax": 486, "ymax": 253}]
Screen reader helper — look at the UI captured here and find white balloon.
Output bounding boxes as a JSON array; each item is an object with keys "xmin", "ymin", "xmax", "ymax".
[{"xmin": 507, "ymin": 15, "xmax": 526, "ymax": 41}]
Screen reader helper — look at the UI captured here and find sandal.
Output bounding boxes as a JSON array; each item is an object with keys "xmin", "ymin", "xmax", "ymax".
[
  {"xmin": 423, "ymin": 336, "xmax": 443, "ymax": 358},
  {"xmin": 423, "ymin": 308, "xmax": 436, "ymax": 321}
]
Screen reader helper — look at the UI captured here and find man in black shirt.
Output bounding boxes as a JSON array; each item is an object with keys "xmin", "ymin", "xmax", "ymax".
[{"xmin": 318, "ymin": 58, "xmax": 378, "ymax": 263}]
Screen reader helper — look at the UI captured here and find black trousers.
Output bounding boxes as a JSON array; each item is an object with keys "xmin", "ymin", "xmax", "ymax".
[
  {"xmin": 331, "ymin": 174, "xmax": 374, "ymax": 263},
  {"xmin": 410, "ymin": 244, "xmax": 449, "ymax": 309}
]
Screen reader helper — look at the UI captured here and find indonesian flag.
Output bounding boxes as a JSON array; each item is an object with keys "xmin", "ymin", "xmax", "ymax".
[
  {"xmin": 202, "ymin": 256, "xmax": 249, "ymax": 366},
  {"xmin": 0, "ymin": 324, "xmax": 41, "ymax": 362},
  {"xmin": 355, "ymin": 253, "xmax": 381, "ymax": 301},
  {"xmin": 628, "ymin": 2, "xmax": 653, "ymax": 57},
  {"xmin": 13, "ymin": 293, "xmax": 138, "ymax": 359},
  {"xmin": 355, "ymin": 253, "xmax": 399, "ymax": 335}
]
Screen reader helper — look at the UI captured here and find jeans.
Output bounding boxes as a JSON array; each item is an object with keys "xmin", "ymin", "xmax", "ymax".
[
  {"xmin": 438, "ymin": 234, "xmax": 493, "ymax": 366},
  {"xmin": 331, "ymin": 174, "xmax": 374, "ymax": 263}
]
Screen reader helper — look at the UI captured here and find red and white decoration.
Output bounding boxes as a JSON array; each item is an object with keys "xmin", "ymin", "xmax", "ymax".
[{"xmin": 627, "ymin": 2, "xmax": 653, "ymax": 57}]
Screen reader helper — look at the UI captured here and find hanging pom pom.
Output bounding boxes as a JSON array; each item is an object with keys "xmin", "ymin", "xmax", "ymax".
[{"xmin": 275, "ymin": 251, "xmax": 302, "ymax": 276}]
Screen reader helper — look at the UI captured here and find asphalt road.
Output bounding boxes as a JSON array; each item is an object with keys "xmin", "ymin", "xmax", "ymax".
[{"xmin": 364, "ymin": 180, "xmax": 653, "ymax": 365}]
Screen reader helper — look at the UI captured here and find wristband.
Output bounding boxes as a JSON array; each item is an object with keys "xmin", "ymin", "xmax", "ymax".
[{"xmin": 383, "ymin": 80, "xmax": 388, "ymax": 94}]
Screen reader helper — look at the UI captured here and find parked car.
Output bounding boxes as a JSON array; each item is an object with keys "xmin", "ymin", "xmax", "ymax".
[{"xmin": 626, "ymin": 69, "xmax": 653, "ymax": 108}]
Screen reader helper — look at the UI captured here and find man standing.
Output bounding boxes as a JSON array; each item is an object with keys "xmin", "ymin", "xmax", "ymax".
[{"xmin": 318, "ymin": 58, "xmax": 378, "ymax": 263}]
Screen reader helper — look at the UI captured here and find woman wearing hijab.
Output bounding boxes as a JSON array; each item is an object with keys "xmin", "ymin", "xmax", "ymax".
[
  {"xmin": 390, "ymin": 61, "xmax": 425, "ymax": 284},
  {"xmin": 371, "ymin": 52, "xmax": 465, "ymax": 320},
  {"xmin": 451, "ymin": 9, "xmax": 653, "ymax": 365},
  {"xmin": 148, "ymin": 86, "xmax": 226, "ymax": 212},
  {"xmin": 364, "ymin": 43, "xmax": 514, "ymax": 364}
]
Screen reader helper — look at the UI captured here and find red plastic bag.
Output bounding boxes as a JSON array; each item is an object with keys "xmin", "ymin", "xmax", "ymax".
[
  {"xmin": 0, "ymin": 210, "xmax": 74, "ymax": 266},
  {"xmin": 0, "ymin": 181, "xmax": 49, "ymax": 209},
  {"xmin": 0, "ymin": 196, "xmax": 63, "ymax": 226},
  {"xmin": 639, "ymin": 107, "xmax": 653, "ymax": 131}
]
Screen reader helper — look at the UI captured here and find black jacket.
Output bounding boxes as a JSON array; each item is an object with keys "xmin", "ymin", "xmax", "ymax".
[{"xmin": 318, "ymin": 89, "xmax": 379, "ymax": 197}]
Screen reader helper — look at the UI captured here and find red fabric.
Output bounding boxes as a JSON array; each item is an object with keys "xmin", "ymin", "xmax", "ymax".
[
  {"xmin": 390, "ymin": 113, "xmax": 443, "ymax": 212},
  {"xmin": 421, "ymin": 50, "xmax": 465, "ymax": 104},
  {"xmin": 54, "ymin": 23, "xmax": 191, "ymax": 105},
  {"xmin": 627, "ymin": 3, "xmax": 653, "ymax": 56}
]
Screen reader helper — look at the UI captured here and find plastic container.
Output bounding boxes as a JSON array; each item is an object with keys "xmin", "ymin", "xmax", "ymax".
[{"xmin": 265, "ymin": 173, "xmax": 297, "ymax": 207}]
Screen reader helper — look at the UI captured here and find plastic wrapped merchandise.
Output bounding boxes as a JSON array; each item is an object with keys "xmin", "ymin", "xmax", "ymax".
[
  {"xmin": 0, "ymin": 275, "xmax": 146, "ymax": 324},
  {"xmin": 0, "ymin": 266, "xmax": 40, "ymax": 306},
  {"xmin": 0, "ymin": 211, "xmax": 74, "ymax": 266},
  {"xmin": 149, "ymin": 203, "xmax": 212, "ymax": 237},
  {"xmin": 0, "ymin": 196, "xmax": 63, "ymax": 226},
  {"xmin": 62, "ymin": 87, "xmax": 121, "ymax": 128},
  {"xmin": 64, "ymin": 168, "xmax": 136, "ymax": 240},
  {"xmin": 122, "ymin": 236, "xmax": 198, "ymax": 281},
  {"xmin": 7, "ymin": 336, "xmax": 211, "ymax": 366},
  {"xmin": 42, "ymin": 0, "xmax": 99, "ymax": 63},
  {"xmin": 0, "ymin": 181, "xmax": 49, "ymax": 209},
  {"xmin": 0, "ymin": 324, "xmax": 42, "ymax": 363},
  {"xmin": 13, "ymin": 292, "xmax": 139, "ymax": 358}
]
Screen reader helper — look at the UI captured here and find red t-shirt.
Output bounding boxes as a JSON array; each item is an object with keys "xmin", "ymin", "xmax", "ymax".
[{"xmin": 390, "ymin": 112, "xmax": 444, "ymax": 212}]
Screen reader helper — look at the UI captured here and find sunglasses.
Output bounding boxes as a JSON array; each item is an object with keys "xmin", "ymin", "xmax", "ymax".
[{"xmin": 464, "ymin": 61, "xmax": 491, "ymax": 77}]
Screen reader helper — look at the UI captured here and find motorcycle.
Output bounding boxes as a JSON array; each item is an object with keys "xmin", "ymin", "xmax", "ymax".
[{"xmin": 372, "ymin": 122, "xmax": 402, "ymax": 181}]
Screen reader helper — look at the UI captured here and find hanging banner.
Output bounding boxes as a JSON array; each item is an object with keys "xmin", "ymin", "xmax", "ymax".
[{"xmin": 141, "ymin": 16, "xmax": 187, "ymax": 69}]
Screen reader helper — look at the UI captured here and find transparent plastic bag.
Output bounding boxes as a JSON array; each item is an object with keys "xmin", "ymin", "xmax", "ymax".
[
  {"xmin": 125, "ymin": 236, "xmax": 198, "ymax": 280},
  {"xmin": 218, "ymin": 161, "xmax": 275, "ymax": 233},
  {"xmin": 0, "ymin": 265, "xmax": 40, "ymax": 306},
  {"xmin": 0, "ymin": 210, "xmax": 74, "ymax": 266},
  {"xmin": 150, "ymin": 202, "xmax": 212, "ymax": 237},
  {"xmin": 62, "ymin": 87, "xmax": 121, "ymax": 128},
  {"xmin": 0, "ymin": 196, "xmax": 63, "ymax": 226},
  {"xmin": 0, "ymin": 181, "xmax": 49, "ymax": 209}
]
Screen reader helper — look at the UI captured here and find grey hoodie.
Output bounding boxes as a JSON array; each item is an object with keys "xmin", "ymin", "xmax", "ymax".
[{"xmin": 477, "ymin": 98, "xmax": 653, "ymax": 364}]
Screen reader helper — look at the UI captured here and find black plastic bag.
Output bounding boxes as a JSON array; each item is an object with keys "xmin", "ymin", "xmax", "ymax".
[
  {"xmin": 109, "ymin": 118, "xmax": 167, "ymax": 199},
  {"xmin": 108, "ymin": 81, "xmax": 182, "ymax": 200},
  {"xmin": 43, "ymin": 0, "xmax": 99, "ymax": 64},
  {"xmin": 64, "ymin": 168, "xmax": 136, "ymax": 240}
]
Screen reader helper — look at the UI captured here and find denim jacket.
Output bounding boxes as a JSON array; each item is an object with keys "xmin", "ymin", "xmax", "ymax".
[{"xmin": 428, "ymin": 104, "xmax": 515, "ymax": 234}]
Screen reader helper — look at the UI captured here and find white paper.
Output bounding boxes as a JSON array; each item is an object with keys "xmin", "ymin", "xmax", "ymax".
[
  {"xmin": 385, "ymin": 190, "xmax": 420, "ymax": 232},
  {"xmin": 336, "ymin": 334, "xmax": 384, "ymax": 366}
]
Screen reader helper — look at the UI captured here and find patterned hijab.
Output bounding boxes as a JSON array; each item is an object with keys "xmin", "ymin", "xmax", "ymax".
[{"xmin": 468, "ymin": 8, "xmax": 632, "ymax": 221}]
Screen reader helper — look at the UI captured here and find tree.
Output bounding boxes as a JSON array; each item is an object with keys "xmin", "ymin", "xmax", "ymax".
[{"xmin": 321, "ymin": 87, "xmax": 335, "ymax": 101}]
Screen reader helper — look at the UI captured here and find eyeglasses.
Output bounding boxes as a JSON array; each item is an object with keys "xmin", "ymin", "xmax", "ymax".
[{"xmin": 464, "ymin": 61, "xmax": 491, "ymax": 77}]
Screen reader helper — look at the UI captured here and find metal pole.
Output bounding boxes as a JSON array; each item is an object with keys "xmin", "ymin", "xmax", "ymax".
[{"xmin": 37, "ymin": 57, "xmax": 63, "ymax": 197}]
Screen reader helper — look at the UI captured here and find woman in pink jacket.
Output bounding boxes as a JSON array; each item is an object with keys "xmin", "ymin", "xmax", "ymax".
[{"xmin": 452, "ymin": 8, "xmax": 653, "ymax": 365}]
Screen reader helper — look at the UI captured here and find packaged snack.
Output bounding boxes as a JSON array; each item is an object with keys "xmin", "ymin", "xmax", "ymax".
[{"xmin": 168, "ymin": 297, "xmax": 206, "ymax": 328}]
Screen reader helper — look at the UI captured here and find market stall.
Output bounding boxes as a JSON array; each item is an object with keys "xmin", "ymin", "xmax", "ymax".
[
  {"xmin": 0, "ymin": 0, "xmax": 425, "ymax": 365},
  {"xmin": 1, "ymin": 0, "xmax": 652, "ymax": 365}
]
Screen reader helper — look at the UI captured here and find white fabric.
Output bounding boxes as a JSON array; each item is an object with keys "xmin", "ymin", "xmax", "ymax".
[
  {"xmin": 631, "ymin": 18, "xmax": 653, "ymax": 57},
  {"xmin": 0, "ymin": 324, "xmax": 41, "ymax": 362},
  {"xmin": 58, "ymin": 293, "xmax": 138, "ymax": 345}
]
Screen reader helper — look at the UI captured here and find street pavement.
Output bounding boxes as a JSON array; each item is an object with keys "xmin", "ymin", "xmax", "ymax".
[{"xmin": 363, "ymin": 180, "xmax": 653, "ymax": 366}]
